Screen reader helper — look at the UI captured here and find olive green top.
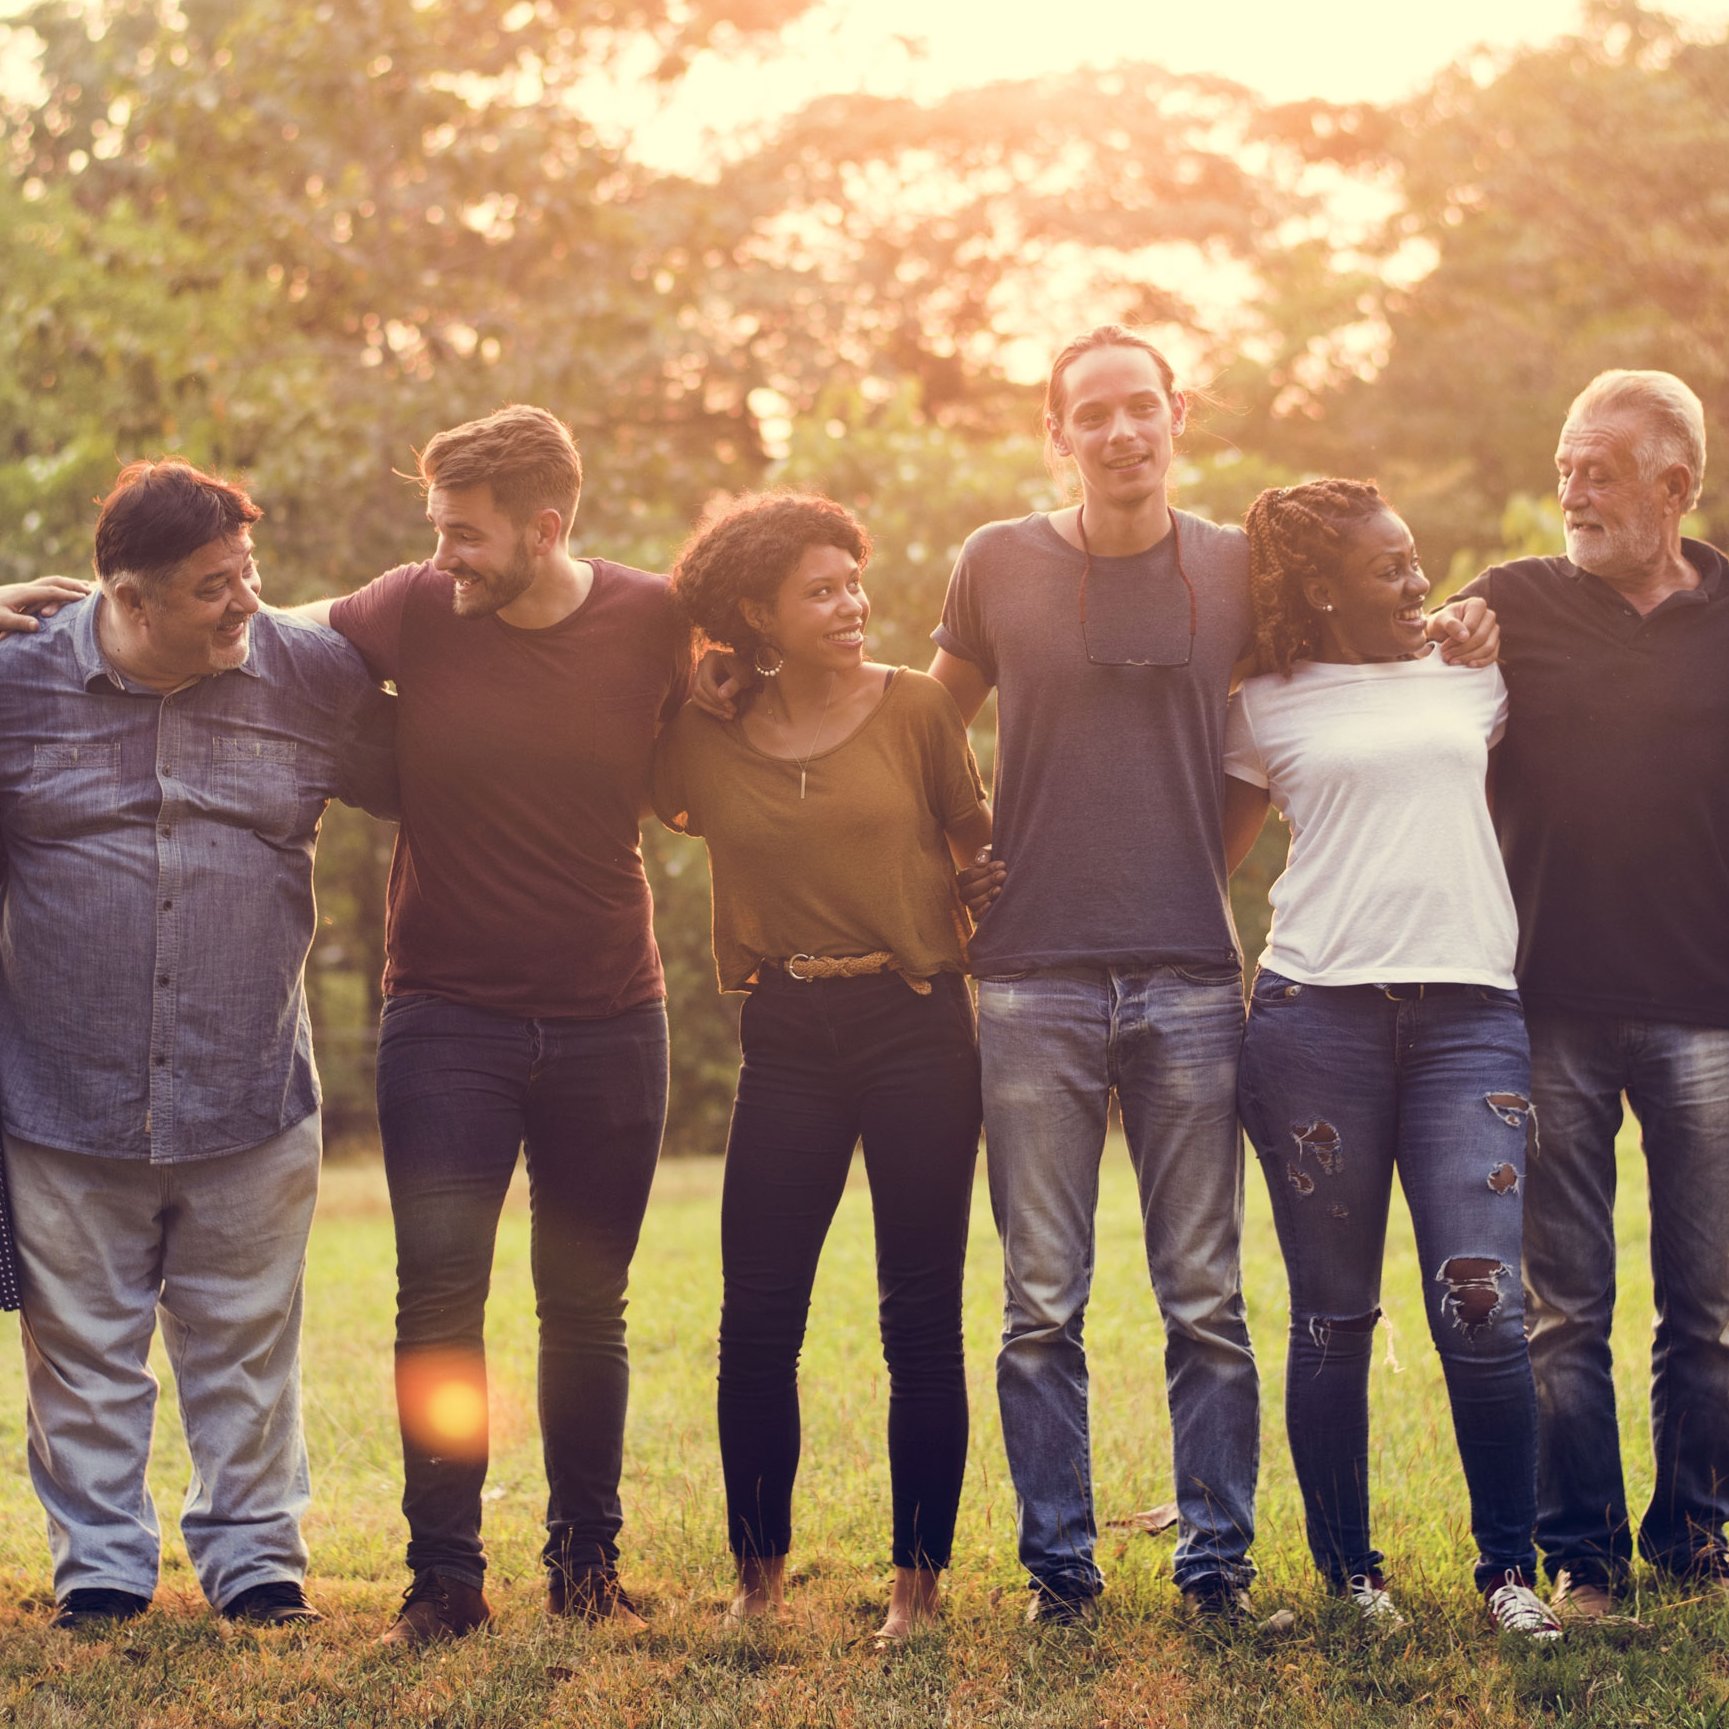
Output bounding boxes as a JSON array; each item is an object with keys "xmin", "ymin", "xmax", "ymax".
[{"xmin": 652, "ymin": 668, "xmax": 987, "ymax": 992}]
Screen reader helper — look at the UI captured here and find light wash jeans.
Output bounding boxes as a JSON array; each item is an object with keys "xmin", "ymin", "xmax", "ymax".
[
  {"xmin": 6, "ymin": 1116, "xmax": 321, "ymax": 1608},
  {"xmin": 1238, "ymin": 972, "xmax": 1540, "ymax": 1592},
  {"xmin": 1524, "ymin": 1009, "xmax": 1729, "ymax": 1582},
  {"xmin": 979, "ymin": 962, "xmax": 1258, "ymax": 1602}
]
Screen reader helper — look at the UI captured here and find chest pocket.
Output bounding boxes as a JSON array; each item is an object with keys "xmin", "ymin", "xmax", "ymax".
[
  {"xmin": 21, "ymin": 742, "xmax": 122, "ymax": 839},
  {"xmin": 212, "ymin": 734, "xmax": 302, "ymax": 836}
]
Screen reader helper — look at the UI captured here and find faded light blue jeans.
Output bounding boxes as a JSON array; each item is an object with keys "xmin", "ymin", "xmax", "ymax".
[
  {"xmin": 1238, "ymin": 970, "xmax": 1541, "ymax": 1593},
  {"xmin": 979, "ymin": 962, "xmax": 1258, "ymax": 1602},
  {"xmin": 1524, "ymin": 1009, "xmax": 1729, "ymax": 1583},
  {"xmin": 7, "ymin": 1116, "xmax": 321, "ymax": 1610}
]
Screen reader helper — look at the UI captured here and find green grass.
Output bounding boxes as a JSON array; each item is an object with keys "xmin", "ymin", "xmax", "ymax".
[{"xmin": 0, "ymin": 1130, "xmax": 1724, "ymax": 1727}]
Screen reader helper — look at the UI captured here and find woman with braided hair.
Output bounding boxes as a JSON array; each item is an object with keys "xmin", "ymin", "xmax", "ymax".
[
  {"xmin": 1224, "ymin": 480, "xmax": 1560, "ymax": 1640},
  {"xmin": 653, "ymin": 490, "xmax": 992, "ymax": 1645}
]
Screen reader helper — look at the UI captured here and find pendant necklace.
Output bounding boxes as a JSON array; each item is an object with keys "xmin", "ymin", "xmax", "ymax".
[{"xmin": 792, "ymin": 673, "xmax": 838, "ymax": 799}]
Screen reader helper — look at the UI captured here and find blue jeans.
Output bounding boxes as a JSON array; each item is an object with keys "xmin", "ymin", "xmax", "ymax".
[
  {"xmin": 376, "ymin": 993, "xmax": 667, "ymax": 1587},
  {"xmin": 1238, "ymin": 971, "xmax": 1540, "ymax": 1591},
  {"xmin": 718, "ymin": 970, "xmax": 979, "ymax": 1570},
  {"xmin": 979, "ymin": 963, "xmax": 1257, "ymax": 1600},
  {"xmin": 1524, "ymin": 1008, "xmax": 1729, "ymax": 1582},
  {"xmin": 6, "ymin": 1117, "xmax": 320, "ymax": 1609}
]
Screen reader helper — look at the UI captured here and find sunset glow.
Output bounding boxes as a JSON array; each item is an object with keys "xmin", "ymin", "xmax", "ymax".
[{"xmin": 591, "ymin": 0, "xmax": 1729, "ymax": 171}]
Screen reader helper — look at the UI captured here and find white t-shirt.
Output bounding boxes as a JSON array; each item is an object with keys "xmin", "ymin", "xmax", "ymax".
[{"xmin": 1223, "ymin": 651, "xmax": 1517, "ymax": 988}]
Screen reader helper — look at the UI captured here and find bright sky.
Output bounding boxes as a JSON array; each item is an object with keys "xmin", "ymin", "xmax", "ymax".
[{"xmin": 622, "ymin": 0, "xmax": 1729, "ymax": 170}]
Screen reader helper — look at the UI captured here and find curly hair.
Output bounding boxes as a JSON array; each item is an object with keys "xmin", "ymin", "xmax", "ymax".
[
  {"xmin": 670, "ymin": 491, "xmax": 871, "ymax": 666},
  {"xmin": 1243, "ymin": 479, "xmax": 1390, "ymax": 676}
]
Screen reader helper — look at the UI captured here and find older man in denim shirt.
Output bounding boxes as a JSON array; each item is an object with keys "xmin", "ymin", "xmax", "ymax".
[{"xmin": 0, "ymin": 459, "xmax": 395, "ymax": 1631}]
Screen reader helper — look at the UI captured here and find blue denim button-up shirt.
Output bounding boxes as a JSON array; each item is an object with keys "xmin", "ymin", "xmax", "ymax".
[{"xmin": 0, "ymin": 595, "xmax": 396, "ymax": 1163}]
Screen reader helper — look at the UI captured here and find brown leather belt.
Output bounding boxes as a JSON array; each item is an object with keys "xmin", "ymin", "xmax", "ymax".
[{"xmin": 759, "ymin": 953, "xmax": 933, "ymax": 996}]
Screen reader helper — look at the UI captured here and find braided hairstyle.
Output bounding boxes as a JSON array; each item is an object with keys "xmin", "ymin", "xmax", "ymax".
[
  {"xmin": 1243, "ymin": 479, "xmax": 1389, "ymax": 676},
  {"xmin": 670, "ymin": 490, "xmax": 870, "ymax": 668}
]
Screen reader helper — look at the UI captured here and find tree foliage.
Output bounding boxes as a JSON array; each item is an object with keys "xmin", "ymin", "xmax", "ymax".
[
  {"xmin": 5, "ymin": 0, "xmax": 1725, "ymax": 1146},
  {"xmin": 1242, "ymin": 0, "xmax": 1727, "ymax": 567}
]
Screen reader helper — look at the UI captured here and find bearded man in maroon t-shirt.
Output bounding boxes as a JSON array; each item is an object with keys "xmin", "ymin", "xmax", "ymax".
[{"xmin": 300, "ymin": 404, "xmax": 690, "ymax": 1644}]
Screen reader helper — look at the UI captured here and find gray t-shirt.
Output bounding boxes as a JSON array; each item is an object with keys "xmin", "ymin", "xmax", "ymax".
[{"xmin": 934, "ymin": 510, "xmax": 1252, "ymax": 975}]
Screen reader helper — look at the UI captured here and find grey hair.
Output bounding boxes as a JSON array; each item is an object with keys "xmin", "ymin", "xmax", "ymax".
[{"xmin": 1565, "ymin": 369, "xmax": 1707, "ymax": 509}]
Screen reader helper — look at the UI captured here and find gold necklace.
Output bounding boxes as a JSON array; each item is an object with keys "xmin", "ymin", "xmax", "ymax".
[{"xmin": 792, "ymin": 673, "xmax": 838, "ymax": 800}]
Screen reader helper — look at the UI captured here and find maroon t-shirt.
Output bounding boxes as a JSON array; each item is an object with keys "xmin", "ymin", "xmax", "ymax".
[{"xmin": 329, "ymin": 559, "xmax": 692, "ymax": 1018}]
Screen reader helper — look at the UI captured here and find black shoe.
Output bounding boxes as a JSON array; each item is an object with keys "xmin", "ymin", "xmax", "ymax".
[
  {"xmin": 548, "ymin": 1565, "xmax": 649, "ymax": 1632},
  {"xmin": 50, "ymin": 1588, "xmax": 151, "ymax": 1631},
  {"xmin": 379, "ymin": 1570, "xmax": 493, "ymax": 1648},
  {"xmin": 1025, "ymin": 1584, "xmax": 1099, "ymax": 1627},
  {"xmin": 1181, "ymin": 1575, "xmax": 1253, "ymax": 1627},
  {"xmin": 221, "ymin": 1580, "xmax": 323, "ymax": 1626}
]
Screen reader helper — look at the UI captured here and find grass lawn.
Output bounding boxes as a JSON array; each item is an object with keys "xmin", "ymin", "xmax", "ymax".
[{"xmin": 0, "ymin": 1128, "xmax": 1723, "ymax": 1726}]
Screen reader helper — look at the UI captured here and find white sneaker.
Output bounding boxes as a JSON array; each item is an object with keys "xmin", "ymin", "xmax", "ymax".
[
  {"xmin": 1344, "ymin": 1572, "xmax": 1406, "ymax": 1629},
  {"xmin": 1485, "ymin": 1571, "xmax": 1563, "ymax": 1642}
]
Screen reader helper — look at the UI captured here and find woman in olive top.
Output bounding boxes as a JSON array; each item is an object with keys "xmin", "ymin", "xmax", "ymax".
[{"xmin": 653, "ymin": 492, "xmax": 992, "ymax": 1644}]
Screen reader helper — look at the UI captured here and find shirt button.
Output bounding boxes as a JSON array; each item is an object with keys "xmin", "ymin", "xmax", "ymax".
[
  {"xmin": 159, "ymin": 824, "xmax": 171, "ymax": 837},
  {"xmin": 153, "ymin": 1055, "xmax": 167, "ymax": 1066},
  {"xmin": 157, "ymin": 975, "xmax": 170, "ymax": 987},
  {"xmin": 161, "ymin": 899, "xmax": 173, "ymax": 911}
]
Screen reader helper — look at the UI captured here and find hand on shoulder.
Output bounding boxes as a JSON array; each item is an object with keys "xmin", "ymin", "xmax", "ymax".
[{"xmin": 0, "ymin": 576, "xmax": 91, "ymax": 636}]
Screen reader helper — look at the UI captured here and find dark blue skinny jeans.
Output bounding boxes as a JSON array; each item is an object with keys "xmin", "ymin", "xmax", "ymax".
[
  {"xmin": 376, "ymin": 992, "xmax": 667, "ymax": 1588},
  {"xmin": 718, "ymin": 969, "xmax": 980, "ymax": 1571},
  {"xmin": 1238, "ymin": 970, "xmax": 1540, "ymax": 1593}
]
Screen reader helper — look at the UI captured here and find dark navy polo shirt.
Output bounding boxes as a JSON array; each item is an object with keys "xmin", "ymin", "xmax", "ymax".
[{"xmin": 1461, "ymin": 539, "xmax": 1729, "ymax": 1027}]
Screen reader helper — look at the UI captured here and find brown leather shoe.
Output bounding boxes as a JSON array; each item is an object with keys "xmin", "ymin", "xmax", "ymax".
[
  {"xmin": 547, "ymin": 1566, "xmax": 649, "ymax": 1634},
  {"xmin": 1550, "ymin": 1568, "xmax": 1615, "ymax": 1621},
  {"xmin": 378, "ymin": 1571, "xmax": 493, "ymax": 1648}
]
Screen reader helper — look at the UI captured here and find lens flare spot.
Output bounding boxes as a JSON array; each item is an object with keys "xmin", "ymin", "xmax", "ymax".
[
  {"xmin": 397, "ymin": 1351, "xmax": 489, "ymax": 1461},
  {"xmin": 426, "ymin": 1381, "xmax": 487, "ymax": 1444}
]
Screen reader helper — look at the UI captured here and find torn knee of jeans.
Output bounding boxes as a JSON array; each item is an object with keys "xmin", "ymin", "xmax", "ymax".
[
  {"xmin": 1307, "ymin": 1308, "xmax": 1379, "ymax": 1350},
  {"xmin": 1486, "ymin": 1162, "xmax": 1519, "ymax": 1195},
  {"xmin": 1485, "ymin": 1088, "xmax": 1540, "ymax": 1164},
  {"xmin": 1484, "ymin": 1090, "xmax": 1530, "ymax": 1128},
  {"xmin": 1435, "ymin": 1256, "xmax": 1509, "ymax": 1335},
  {"xmin": 1289, "ymin": 1118, "xmax": 1342, "ymax": 1185}
]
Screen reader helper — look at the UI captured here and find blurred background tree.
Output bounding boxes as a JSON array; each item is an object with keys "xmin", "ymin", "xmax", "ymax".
[{"xmin": 2, "ymin": 0, "xmax": 1720, "ymax": 1148}]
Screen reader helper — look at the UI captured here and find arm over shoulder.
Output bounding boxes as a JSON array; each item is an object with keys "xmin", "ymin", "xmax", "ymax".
[
  {"xmin": 650, "ymin": 709, "xmax": 703, "ymax": 836},
  {"xmin": 326, "ymin": 562, "xmax": 427, "ymax": 682}
]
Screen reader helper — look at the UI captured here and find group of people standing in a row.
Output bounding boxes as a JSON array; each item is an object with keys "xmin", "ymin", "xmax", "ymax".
[{"xmin": 0, "ymin": 327, "xmax": 1723, "ymax": 1655}]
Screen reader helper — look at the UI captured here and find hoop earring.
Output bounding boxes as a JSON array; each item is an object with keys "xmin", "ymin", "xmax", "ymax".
[{"xmin": 752, "ymin": 641, "xmax": 785, "ymax": 678}]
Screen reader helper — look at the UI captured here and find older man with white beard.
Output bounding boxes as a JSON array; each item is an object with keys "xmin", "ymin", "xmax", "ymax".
[{"xmin": 1461, "ymin": 370, "xmax": 1729, "ymax": 1615}]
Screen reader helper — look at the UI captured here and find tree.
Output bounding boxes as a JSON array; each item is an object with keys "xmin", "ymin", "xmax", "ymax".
[
  {"xmin": 1242, "ymin": 1, "xmax": 1728, "ymax": 567},
  {"xmin": 0, "ymin": 0, "xmax": 828, "ymax": 589}
]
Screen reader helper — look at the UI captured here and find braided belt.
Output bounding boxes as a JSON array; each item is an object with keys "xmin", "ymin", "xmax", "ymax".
[{"xmin": 770, "ymin": 952, "xmax": 933, "ymax": 996}]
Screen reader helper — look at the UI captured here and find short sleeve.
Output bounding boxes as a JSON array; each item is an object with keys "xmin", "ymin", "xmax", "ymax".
[
  {"xmin": 1222, "ymin": 688, "xmax": 1269, "ymax": 790},
  {"xmin": 1487, "ymin": 664, "xmax": 1510, "ymax": 750},
  {"xmin": 930, "ymin": 535, "xmax": 997, "ymax": 686},
  {"xmin": 911, "ymin": 674, "xmax": 988, "ymax": 827},
  {"xmin": 651, "ymin": 717, "xmax": 701, "ymax": 836},
  {"xmin": 658, "ymin": 598, "xmax": 694, "ymax": 724},
  {"xmin": 336, "ymin": 678, "xmax": 400, "ymax": 820},
  {"xmin": 328, "ymin": 563, "xmax": 420, "ymax": 683},
  {"xmin": 1456, "ymin": 568, "xmax": 1492, "ymax": 608}
]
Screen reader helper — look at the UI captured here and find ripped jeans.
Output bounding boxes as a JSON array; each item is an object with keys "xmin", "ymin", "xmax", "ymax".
[{"xmin": 1238, "ymin": 970, "xmax": 1539, "ymax": 1592}]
